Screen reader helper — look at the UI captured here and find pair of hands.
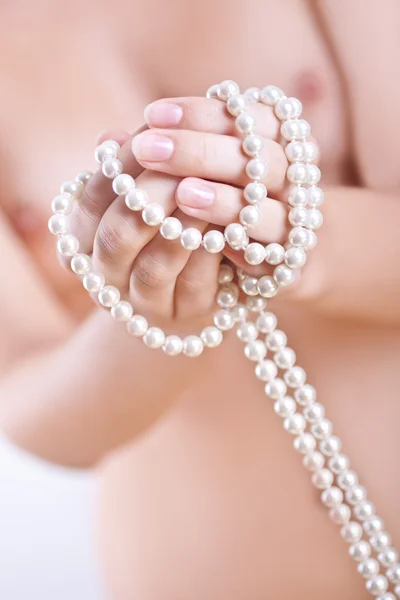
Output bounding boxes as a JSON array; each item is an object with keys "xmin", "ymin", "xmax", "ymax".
[{"xmin": 66, "ymin": 95, "xmax": 317, "ymax": 332}]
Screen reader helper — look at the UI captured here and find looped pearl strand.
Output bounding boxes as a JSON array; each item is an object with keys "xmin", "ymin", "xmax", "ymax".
[{"xmin": 49, "ymin": 80, "xmax": 399, "ymax": 598}]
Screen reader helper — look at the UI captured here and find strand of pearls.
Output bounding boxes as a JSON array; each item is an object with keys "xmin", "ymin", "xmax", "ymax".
[{"xmin": 49, "ymin": 80, "xmax": 398, "ymax": 597}]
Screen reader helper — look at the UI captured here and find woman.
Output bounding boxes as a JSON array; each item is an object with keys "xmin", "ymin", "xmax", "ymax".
[{"xmin": 0, "ymin": 1, "xmax": 399, "ymax": 598}]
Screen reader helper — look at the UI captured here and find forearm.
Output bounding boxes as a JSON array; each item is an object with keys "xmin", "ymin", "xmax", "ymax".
[
  {"xmin": 291, "ymin": 185, "xmax": 400, "ymax": 324},
  {"xmin": 0, "ymin": 310, "xmax": 203, "ymax": 467}
]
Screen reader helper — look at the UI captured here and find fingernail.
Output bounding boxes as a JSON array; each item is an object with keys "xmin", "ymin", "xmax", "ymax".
[
  {"xmin": 178, "ymin": 179, "xmax": 215, "ymax": 208},
  {"xmin": 132, "ymin": 133, "xmax": 174, "ymax": 162},
  {"xmin": 144, "ymin": 102, "xmax": 183, "ymax": 127}
]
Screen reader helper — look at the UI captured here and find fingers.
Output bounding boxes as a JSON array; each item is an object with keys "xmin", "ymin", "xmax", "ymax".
[
  {"xmin": 131, "ymin": 128, "xmax": 288, "ymax": 193},
  {"xmin": 130, "ymin": 210, "xmax": 208, "ymax": 319},
  {"xmin": 175, "ymin": 177, "xmax": 289, "ymax": 244},
  {"xmin": 144, "ymin": 97, "xmax": 280, "ymax": 140},
  {"xmin": 92, "ymin": 172, "xmax": 179, "ymax": 292}
]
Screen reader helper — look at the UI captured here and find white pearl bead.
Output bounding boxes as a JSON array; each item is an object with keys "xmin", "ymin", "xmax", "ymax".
[
  {"xmin": 304, "ymin": 231, "xmax": 317, "ymax": 251},
  {"xmin": 307, "ymin": 208, "xmax": 323, "ymax": 230},
  {"xmin": 355, "ymin": 500, "xmax": 376, "ymax": 521},
  {"xmin": 235, "ymin": 113, "xmax": 255, "ymax": 134},
  {"xmin": 350, "ymin": 541, "xmax": 372, "ymax": 562},
  {"xmin": 201, "ymin": 326, "xmax": 223, "ymax": 348},
  {"xmin": 243, "ymin": 87, "xmax": 261, "ymax": 103},
  {"xmin": 257, "ymin": 276, "xmax": 279, "ymax": 299},
  {"xmin": 358, "ymin": 558, "xmax": 380, "ymax": 578},
  {"xmin": 274, "ymin": 396, "xmax": 296, "ymax": 418},
  {"xmin": 384, "ymin": 592, "xmax": 397, "ymax": 600},
  {"xmin": 321, "ymin": 486, "xmax": 344, "ymax": 507},
  {"xmin": 102, "ymin": 140, "xmax": 120, "ymax": 154},
  {"xmin": 244, "ymin": 182, "xmax": 267, "ymax": 204},
  {"xmin": 304, "ymin": 402, "xmax": 325, "ymax": 423},
  {"xmin": 51, "ymin": 194, "xmax": 73, "ymax": 215},
  {"xmin": 284, "ymin": 366, "xmax": 306, "ymax": 388},
  {"xmin": 366, "ymin": 575, "xmax": 389, "ymax": 597},
  {"xmin": 48, "ymin": 214, "xmax": 68, "ymax": 235},
  {"xmin": 60, "ymin": 180, "xmax": 83, "ymax": 197},
  {"xmin": 246, "ymin": 158, "xmax": 268, "ymax": 180},
  {"xmin": 126, "ymin": 314, "xmax": 148, "ymax": 337},
  {"xmin": 181, "ymin": 227, "xmax": 203, "ymax": 250},
  {"xmin": 83, "ymin": 272, "xmax": 105, "ymax": 293},
  {"xmin": 266, "ymin": 330, "xmax": 287, "ymax": 351},
  {"xmin": 289, "ymin": 226, "xmax": 310, "ymax": 248},
  {"xmin": 237, "ymin": 321, "xmax": 258, "ymax": 342},
  {"xmin": 244, "ymin": 242, "xmax": 266, "ymax": 265},
  {"xmin": 285, "ymin": 141, "xmax": 306, "ymax": 162},
  {"xmin": 71, "ymin": 254, "xmax": 92, "ymax": 275},
  {"xmin": 330, "ymin": 503, "xmax": 351, "ymax": 525},
  {"xmin": 102, "ymin": 158, "xmax": 123, "ymax": 179},
  {"xmin": 308, "ymin": 186, "xmax": 325, "ymax": 207},
  {"xmin": 183, "ymin": 335, "xmax": 204, "ymax": 357},
  {"xmin": 206, "ymin": 84, "xmax": 220, "ymax": 99},
  {"xmin": 312, "ymin": 468, "xmax": 334, "ymax": 489},
  {"xmin": 255, "ymin": 360, "xmax": 278, "ymax": 382},
  {"xmin": 98, "ymin": 285, "xmax": 120, "ymax": 308},
  {"xmin": 125, "ymin": 188, "xmax": 149, "ymax": 211},
  {"xmin": 285, "ymin": 247, "xmax": 307, "ymax": 269},
  {"xmin": 363, "ymin": 517, "xmax": 385, "ymax": 536},
  {"xmin": 246, "ymin": 295, "xmax": 267, "ymax": 312},
  {"xmin": 378, "ymin": 548, "xmax": 399, "ymax": 568},
  {"xmin": 304, "ymin": 141, "xmax": 319, "ymax": 163},
  {"xmin": 274, "ymin": 264, "xmax": 297, "ymax": 287},
  {"xmin": 218, "ymin": 79, "xmax": 240, "ymax": 101},
  {"xmin": 341, "ymin": 521, "xmax": 363, "ymax": 544},
  {"xmin": 289, "ymin": 206, "xmax": 308, "ymax": 227},
  {"xmin": 241, "ymin": 276, "xmax": 259, "ymax": 296},
  {"xmin": 371, "ymin": 532, "xmax": 392, "ymax": 552},
  {"xmin": 346, "ymin": 484, "xmax": 367, "ymax": 505},
  {"xmin": 143, "ymin": 327, "xmax": 165, "ymax": 349},
  {"xmin": 95, "ymin": 142, "xmax": 118, "ymax": 163},
  {"xmin": 160, "ymin": 217, "xmax": 183, "ymax": 240},
  {"xmin": 275, "ymin": 97, "xmax": 302, "ymax": 120},
  {"xmin": 284, "ymin": 413, "xmax": 306, "ymax": 434},
  {"xmin": 265, "ymin": 243, "xmax": 285, "ymax": 265},
  {"xmin": 260, "ymin": 85, "xmax": 284, "ymax": 106},
  {"xmin": 329, "ymin": 454, "xmax": 350, "ymax": 474},
  {"xmin": 232, "ymin": 303, "xmax": 249, "ymax": 322},
  {"xmin": 218, "ymin": 263, "xmax": 234, "ymax": 284},
  {"xmin": 274, "ymin": 347, "xmax": 296, "ymax": 369},
  {"xmin": 142, "ymin": 203, "xmax": 165, "ymax": 226},
  {"xmin": 287, "ymin": 163, "xmax": 308, "ymax": 185},
  {"xmin": 294, "ymin": 384, "xmax": 317, "ymax": 406},
  {"xmin": 203, "ymin": 230, "xmax": 225, "ymax": 253},
  {"xmin": 256, "ymin": 312, "xmax": 277, "ymax": 333},
  {"xmin": 57, "ymin": 234, "xmax": 79, "ymax": 256},
  {"xmin": 303, "ymin": 451, "xmax": 325, "ymax": 472},
  {"xmin": 281, "ymin": 119, "xmax": 311, "ymax": 141},
  {"xmin": 239, "ymin": 205, "xmax": 261, "ymax": 228},
  {"xmin": 387, "ymin": 564, "xmax": 400, "ymax": 584},
  {"xmin": 307, "ymin": 164, "xmax": 321, "ymax": 185},
  {"xmin": 311, "ymin": 418, "xmax": 333, "ymax": 439},
  {"xmin": 217, "ymin": 286, "xmax": 238, "ymax": 309},
  {"xmin": 75, "ymin": 170, "xmax": 93, "ymax": 184},
  {"xmin": 227, "ymin": 94, "xmax": 247, "ymax": 116},
  {"xmin": 242, "ymin": 134, "xmax": 264, "ymax": 157},
  {"xmin": 111, "ymin": 301, "xmax": 134, "ymax": 322},
  {"xmin": 112, "ymin": 173, "xmax": 135, "ymax": 196},
  {"xmin": 294, "ymin": 433, "xmax": 316, "ymax": 454},
  {"xmin": 214, "ymin": 309, "xmax": 235, "ymax": 331},
  {"xmin": 224, "ymin": 223, "xmax": 247, "ymax": 249},
  {"xmin": 265, "ymin": 378, "xmax": 287, "ymax": 399},
  {"xmin": 337, "ymin": 470, "xmax": 359, "ymax": 489},
  {"xmin": 162, "ymin": 335, "xmax": 183, "ymax": 356},
  {"xmin": 244, "ymin": 340, "xmax": 267, "ymax": 362},
  {"xmin": 320, "ymin": 436, "xmax": 342, "ymax": 456},
  {"xmin": 288, "ymin": 186, "xmax": 308, "ymax": 207}
]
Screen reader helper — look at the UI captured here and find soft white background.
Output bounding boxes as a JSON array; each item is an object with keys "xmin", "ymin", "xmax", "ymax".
[{"xmin": 0, "ymin": 436, "xmax": 103, "ymax": 600}]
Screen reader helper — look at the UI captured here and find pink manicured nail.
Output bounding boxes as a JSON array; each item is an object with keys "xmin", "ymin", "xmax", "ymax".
[
  {"xmin": 144, "ymin": 102, "xmax": 183, "ymax": 127},
  {"xmin": 178, "ymin": 179, "xmax": 215, "ymax": 208},
  {"xmin": 132, "ymin": 133, "xmax": 174, "ymax": 162}
]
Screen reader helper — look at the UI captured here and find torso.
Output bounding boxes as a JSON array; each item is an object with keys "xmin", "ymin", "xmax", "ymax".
[{"xmin": 1, "ymin": 1, "xmax": 399, "ymax": 598}]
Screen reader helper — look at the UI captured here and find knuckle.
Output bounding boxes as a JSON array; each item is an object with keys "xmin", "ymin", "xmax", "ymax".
[
  {"xmin": 132, "ymin": 253, "xmax": 172, "ymax": 291},
  {"xmin": 196, "ymin": 134, "xmax": 217, "ymax": 169},
  {"xmin": 95, "ymin": 216, "xmax": 129, "ymax": 265}
]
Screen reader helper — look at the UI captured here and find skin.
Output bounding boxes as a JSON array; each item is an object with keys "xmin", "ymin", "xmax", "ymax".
[{"xmin": 0, "ymin": 0, "xmax": 400, "ymax": 598}]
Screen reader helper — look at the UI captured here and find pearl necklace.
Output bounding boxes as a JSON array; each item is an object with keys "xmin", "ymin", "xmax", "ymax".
[{"xmin": 49, "ymin": 81, "xmax": 399, "ymax": 598}]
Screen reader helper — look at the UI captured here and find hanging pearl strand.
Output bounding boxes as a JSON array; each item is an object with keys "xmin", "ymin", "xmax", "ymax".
[{"xmin": 49, "ymin": 80, "xmax": 399, "ymax": 597}]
